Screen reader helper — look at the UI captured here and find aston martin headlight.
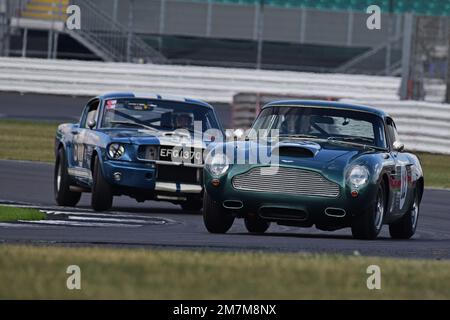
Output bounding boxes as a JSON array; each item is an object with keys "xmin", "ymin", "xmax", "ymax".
[
  {"xmin": 348, "ymin": 165, "xmax": 369, "ymax": 188},
  {"xmin": 108, "ymin": 143, "xmax": 125, "ymax": 160},
  {"xmin": 206, "ymin": 153, "xmax": 230, "ymax": 177}
]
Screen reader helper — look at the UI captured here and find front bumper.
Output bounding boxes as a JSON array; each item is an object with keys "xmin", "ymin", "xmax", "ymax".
[
  {"xmin": 204, "ymin": 168, "xmax": 378, "ymax": 228},
  {"xmin": 102, "ymin": 160, "xmax": 202, "ymax": 195}
]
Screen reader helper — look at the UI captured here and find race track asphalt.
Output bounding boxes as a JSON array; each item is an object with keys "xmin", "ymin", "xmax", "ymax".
[{"xmin": 0, "ymin": 160, "xmax": 449, "ymax": 259}]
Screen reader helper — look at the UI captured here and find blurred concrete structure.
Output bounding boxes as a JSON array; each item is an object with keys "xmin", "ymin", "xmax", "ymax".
[
  {"xmin": 0, "ymin": 0, "xmax": 406, "ymax": 73},
  {"xmin": 5, "ymin": 0, "xmax": 166, "ymax": 62},
  {"xmin": 1, "ymin": 0, "xmax": 450, "ymax": 102},
  {"xmin": 0, "ymin": 0, "xmax": 7, "ymax": 56}
]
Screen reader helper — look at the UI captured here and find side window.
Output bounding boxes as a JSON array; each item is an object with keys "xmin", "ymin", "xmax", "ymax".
[
  {"xmin": 386, "ymin": 118, "xmax": 400, "ymax": 149},
  {"xmin": 80, "ymin": 100, "xmax": 99, "ymax": 129}
]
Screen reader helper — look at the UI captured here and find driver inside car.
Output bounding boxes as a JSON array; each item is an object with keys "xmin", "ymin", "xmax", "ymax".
[{"xmin": 173, "ymin": 113, "xmax": 194, "ymax": 131}]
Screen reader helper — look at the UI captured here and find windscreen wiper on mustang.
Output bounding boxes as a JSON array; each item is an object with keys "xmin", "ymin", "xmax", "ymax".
[
  {"xmin": 110, "ymin": 121, "xmax": 158, "ymax": 131},
  {"xmin": 279, "ymin": 134, "xmax": 321, "ymax": 139}
]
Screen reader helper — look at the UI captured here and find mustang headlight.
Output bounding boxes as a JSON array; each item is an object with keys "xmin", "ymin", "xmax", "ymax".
[
  {"xmin": 206, "ymin": 153, "xmax": 230, "ymax": 177},
  {"xmin": 108, "ymin": 143, "xmax": 125, "ymax": 160},
  {"xmin": 348, "ymin": 165, "xmax": 369, "ymax": 188}
]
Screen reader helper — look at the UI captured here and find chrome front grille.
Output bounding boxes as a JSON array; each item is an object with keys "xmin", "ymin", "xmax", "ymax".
[{"xmin": 232, "ymin": 166, "xmax": 340, "ymax": 198}]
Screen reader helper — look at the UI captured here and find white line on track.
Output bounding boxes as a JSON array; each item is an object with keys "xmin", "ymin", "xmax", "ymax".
[
  {"xmin": 41, "ymin": 210, "xmax": 169, "ymax": 221},
  {"xmin": 0, "ymin": 201, "xmax": 179, "ymax": 228},
  {"xmin": 0, "ymin": 222, "xmax": 44, "ymax": 228},
  {"xmin": 18, "ymin": 220, "xmax": 142, "ymax": 228},
  {"xmin": 67, "ymin": 216, "xmax": 156, "ymax": 224}
]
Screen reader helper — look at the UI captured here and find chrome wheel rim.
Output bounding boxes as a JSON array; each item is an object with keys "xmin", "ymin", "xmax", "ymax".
[
  {"xmin": 56, "ymin": 162, "xmax": 62, "ymax": 192},
  {"xmin": 374, "ymin": 190, "xmax": 384, "ymax": 231},
  {"xmin": 411, "ymin": 197, "xmax": 419, "ymax": 229}
]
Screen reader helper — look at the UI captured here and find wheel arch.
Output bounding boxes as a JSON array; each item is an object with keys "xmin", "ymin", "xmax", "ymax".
[
  {"xmin": 417, "ymin": 177, "xmax": 424, "ymax": 203},
  {"xmin": 55, "ymin": 140, "xmax": 66, "ymax": 157},
  {"xmin": 381, "ymin": 172, "xmax": 390, "ymax": 212},
  {"xmin": 90, "ymin": 149, "xmax": 98, "ymax": 173},
  {"xmin": 90, "ymin": 147, "xmax": 107, "ymax": 178}
]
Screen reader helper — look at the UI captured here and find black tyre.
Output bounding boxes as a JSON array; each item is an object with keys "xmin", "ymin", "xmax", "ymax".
[
  {"xmin": 203, "ymin": 191, "xmax": 234, "ymax": 233},
  {"xmin": 91, "ymin": 156, "xmax": 113, "ymax": 211},
  {"xmin": 351, "ymin": 181, "xmax": 386, "ymax": 240},
  {"xmin": 54, "ymin": 148, "xmax": 81, "ymax": 207},
  {"xmin": 389, "ymin": 191, "xmax": 420, "ymax": 239},
  {"xmin": 181, "ymin": 199, "xmax": 203, "ymax": 212},
  {"xmin": 244, "ymin": 214, "xmax": 270, "ymax": 234}
]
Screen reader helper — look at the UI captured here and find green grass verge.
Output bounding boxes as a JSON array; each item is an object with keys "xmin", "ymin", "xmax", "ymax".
[
  {"xmin": 0, "ymin": 245, "xmax": 449, "ymax": 299},
  {"xmin": 0, "ymin": 205, "xmax": 46, "ymax": 222},
  {"xmin": 0, "ymin": 120, "xmax": 449, "ymax": 188},
  {"xmin": 416, "ymin": 153, "xmax": 450, "ymax": 189},
  {"xmin": 0, "ymin": 120, "xmax": 57, "ymax": 162}
]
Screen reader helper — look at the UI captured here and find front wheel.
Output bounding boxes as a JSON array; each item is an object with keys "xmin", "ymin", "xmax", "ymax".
[
  {"xmin": 244, "ymin": 214, "xmax": 270, "ymax": 234},
  {"xmin": 351, "ymin": 182, "xmax": 386, "ymax": 240},
  {"xmin": 203, "ymin": 192, "xmax": 234, "ymax": 233},
  {"xmin": 389, "ymin": 191, "xmax": 420, "ymax": 239},
  {"xmin": 181, "ymin": 199, "xmax": 203, "ymax": 212},
  {"xmin": 54, "ymin": 148, "xmax": 81, "ymax": 207},
  {"xmin": 91, "ymin": 156, "xmax": 113, "ymax": 211}
]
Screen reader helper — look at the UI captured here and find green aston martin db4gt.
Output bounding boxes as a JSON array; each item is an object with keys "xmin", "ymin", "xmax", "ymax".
[{"xmin": 203, "ymin": 100, "xmax": 424, "ymax": 240}]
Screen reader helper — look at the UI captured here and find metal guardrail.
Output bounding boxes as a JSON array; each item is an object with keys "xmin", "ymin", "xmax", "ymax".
[
  {"xmin": 0, "ymin": 57, "xmax": 448, "ymax": 154},
  {"xmin": 0, "ymin": 57, "xmax": 402, "ymax": 102},
  {"xmin": 342, "ymin": 100, "xmax": 450, "ymax": 155}
]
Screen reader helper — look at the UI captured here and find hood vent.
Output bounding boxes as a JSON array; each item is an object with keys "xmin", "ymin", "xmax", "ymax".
[{"xmin": 277, "ymin": 146, "xmax": 315, "ymax": 158}]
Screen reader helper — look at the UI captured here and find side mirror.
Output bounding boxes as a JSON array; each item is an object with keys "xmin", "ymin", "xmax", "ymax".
[
  {"xmin": 393, "ymin": 141, "xmax": 404, "ymax": 152},
  {"xmin": 233, "ymin": 129, "xmax": 245, "ymax": 140},
  {"xmin": 225, "ymin": 129, "xmax": 246, "ymax": 140},
  {"xmin": 87, "ymin": 120, "xmax": 96, "ymax": 129}
]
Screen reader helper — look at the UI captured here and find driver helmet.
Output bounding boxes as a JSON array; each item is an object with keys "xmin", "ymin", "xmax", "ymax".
[{"xmin": 174, "ymin": 112, "xmax": 194, "ymax": 129}]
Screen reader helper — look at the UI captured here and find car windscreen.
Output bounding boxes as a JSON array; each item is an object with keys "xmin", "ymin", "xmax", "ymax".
[
  {"xmin": 101, "ymin": 98, "xmax": 220, "ymax": 133},
  {"xmin": 252, "ymin": 105, "xmax": 387, "ymax": 149}
]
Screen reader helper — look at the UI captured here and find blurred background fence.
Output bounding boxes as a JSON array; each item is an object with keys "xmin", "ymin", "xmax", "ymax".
[{"xmin": 1, "ymin": 0, "xmax": 450, "ymax": 154}]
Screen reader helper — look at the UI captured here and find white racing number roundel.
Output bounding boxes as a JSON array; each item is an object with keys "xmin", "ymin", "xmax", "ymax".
[{"xmin": 399, "ymin": 165, "xmax": 408, "ymax": 210}]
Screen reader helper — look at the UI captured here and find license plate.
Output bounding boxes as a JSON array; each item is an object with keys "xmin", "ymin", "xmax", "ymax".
[{"xmin": 159, "ymin": 147, "xmax": 203, "ymax": 164}]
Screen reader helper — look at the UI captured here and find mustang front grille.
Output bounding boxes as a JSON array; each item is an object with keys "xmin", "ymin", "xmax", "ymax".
[
  {"xmin": 157, "ymin": 165, "xmax": 202, "ymax": 184},
  {"xmin": 232, "ymin": 166, "xmax": 340, "ymax": 198}
]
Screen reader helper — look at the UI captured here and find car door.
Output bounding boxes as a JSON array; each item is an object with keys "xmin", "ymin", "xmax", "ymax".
[
  {"xmin": 386, "ymin": 117, "xmax": 413, "ymax": 217},
  {"xmin": 72, "ymin": 99, "xmax": 100, "ymax": 185}
]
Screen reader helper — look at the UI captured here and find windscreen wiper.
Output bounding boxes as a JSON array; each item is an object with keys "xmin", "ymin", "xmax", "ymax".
[
  {"xmin": 328, "ymin": 136, "xmax": 374, "ymax": 144},
  {"xmin": 279, "ymin": 134, "xmax": 321, "ymax": 139},
  {"xmin": 110, "ymin": 121, "xmax": 157, "ymax": 131},
  {"xmin": 327, "ymin": 136, "xmax": 386, "ymax": 151}
]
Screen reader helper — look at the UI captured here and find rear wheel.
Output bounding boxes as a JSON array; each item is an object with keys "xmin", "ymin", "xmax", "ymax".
[
  {"xmin": 203, "ymin": 192, "xmax": 234, "ymax": 233},
  {"xmin": 91, "ymin": 156, "xmax": 113, "ymax": 211},
  {"xmin": 54, "ymin": 148, "xmax": 81, "ymax": 207},
  {"xmin": 351, "ymin": 182, "xmax": 386, "ymax": 240},
  {"xmin": 244, "ymin": 214, "xmax": 270, "ymax": 234},
  {"xmin": 389, "ymin": 191, "xmax": 420, "ymax": 239}
]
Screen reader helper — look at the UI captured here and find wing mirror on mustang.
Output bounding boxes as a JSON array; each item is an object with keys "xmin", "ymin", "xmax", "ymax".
[
  {"xmin": 88, "ymin": 120, "xmax": 96, "ymax": 129},
  {"xmin": 393, "ymin": 141, "xmax": 405, "ymax": 152},
  {"xmin": 225, "ymin": 129, "xmax": 246, "ymax": 140}
]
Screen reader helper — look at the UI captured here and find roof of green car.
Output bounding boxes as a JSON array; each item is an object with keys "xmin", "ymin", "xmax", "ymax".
[{"xmin": 264, "ymin": 100, "xmax": 389, "ymax": 118}]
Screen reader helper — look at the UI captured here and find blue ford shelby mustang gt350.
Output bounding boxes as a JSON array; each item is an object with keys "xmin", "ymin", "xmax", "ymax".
[{"xmin": 54, "ymin": 92, "xmax": 223, "ymax": 211}]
